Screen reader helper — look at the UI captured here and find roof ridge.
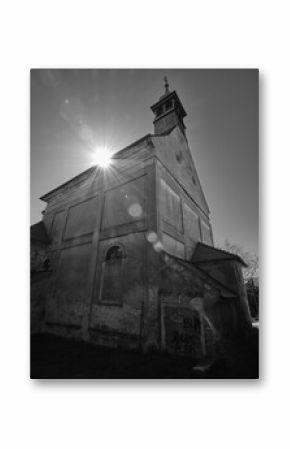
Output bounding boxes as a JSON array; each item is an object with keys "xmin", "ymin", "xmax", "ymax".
[
  {"xmin": 193, "ymin": 242, "xmax": 247, "ymax": 267},
  {"xmin": 161, "ymin": 251, "xmax": 237, "ymax": 297}
]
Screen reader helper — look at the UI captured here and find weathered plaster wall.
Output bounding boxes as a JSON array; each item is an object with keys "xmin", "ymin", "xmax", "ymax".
[
  {"xmin": 45, "ymin": 242, "xmax": 92, "ymax": 327},
  {"xmin": 143, "ymin": 246, "xmax": 218, "ymax": 354},
  {"xmin": 152, "ymin": 127, "xmax": 210, "ymax": 217},
  {"xmin": 156, "ymin": 158, "xmax": 213, "ymax": 261},
  {"xmin": 88, "ymin": 232, "xmax": 146, "ymax": 348},
  {"xmin": 32, "ymin": 130, "xmax": 247, "ymax": 357},
  {"xmin": 31, "ymin": 239, "xmax": 52, "ymax": 333},
  {"xmin": 143, "ymin": 245, "xmax": 250, "ymax": 355},
  {"xmin": 38, "ymin": 156, "xmax": 156, "ymax": 345},
  {"xmin": 31, "ymin": 271, "xmax": 52, "ymax": 334},
  {"xmin": 31, "ymin": 241, "xmax": 48, "ymax": 273}
]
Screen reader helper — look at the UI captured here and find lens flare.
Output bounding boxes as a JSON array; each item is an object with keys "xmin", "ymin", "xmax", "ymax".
[
  {"xmin": 146, "ymin": 232, "xmax": 158, "ymax": 243},
  {"xmin": 92, "ymin": 147, "xmax": 112, "ymax": 168},
  {"xmin": 153, "ymin": 241, "xmax": 163, "ymax": 252},
  {"xmin": 128, "ymin": 203, "xmax": 143, "ymax": 218}
]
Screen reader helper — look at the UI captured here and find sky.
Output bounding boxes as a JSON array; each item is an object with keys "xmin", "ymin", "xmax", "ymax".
[{"xmin": 31, "ymin": 69, "xmax": 258, "ymax": 253}]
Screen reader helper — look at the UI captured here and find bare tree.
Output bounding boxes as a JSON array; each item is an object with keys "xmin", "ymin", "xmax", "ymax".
[{"xmin": 220, "ymin": 239, "xmax": 259, "ymax": 280}]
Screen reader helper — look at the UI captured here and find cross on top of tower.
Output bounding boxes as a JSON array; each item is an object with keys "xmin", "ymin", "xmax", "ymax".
[{"xmin": 164, "ymin": 76, "xmax": 170, "ymax": 95}]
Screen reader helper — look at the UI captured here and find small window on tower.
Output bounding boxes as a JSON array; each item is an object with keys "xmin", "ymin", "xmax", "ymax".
[
  {"xmin": 165, "ymin": 100, "xmax": 172, "ymax": 110},
  {"xmin": 156, "ymin": 106, "xmax": 163, "ymax": 116}
]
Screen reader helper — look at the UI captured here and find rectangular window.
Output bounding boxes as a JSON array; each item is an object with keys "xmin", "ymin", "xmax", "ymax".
[
  {"xmin": 99, "ymin": 245, "xmax": 125, "ymax": 305},
  {"xmin": 201, "ymin": 221, "xmax": 213, "ymax": 245},
  {"xmin": 55, "ymin": 243, "xmax": 91, "ymax": 303},
  {"xmin": 64, "ymin": 196, "xmax": 98, "ymax": 240},
  {"xmin": 99, "ymin": 260, "xmax": 124, "ymax": 305},
  {"xmin": 160, "ymin": 179, "xmax": 182, "ymax": 232},
  {"xmin": 101, "ymin": 177, "xmax": 145, "ymax": 230},
  {"xmin": 183, "ymin": 204, "xmax": 201, "ymax": 242},
  {"xmin": 162, "ymin": 233, "xmax": 185, "ymax": 259}
]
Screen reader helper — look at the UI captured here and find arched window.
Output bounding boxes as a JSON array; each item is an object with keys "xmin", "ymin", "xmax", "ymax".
[
  {"xmin": 105, "ymin": 245, "xmax": 124, "ymax": 261},
  {"xmin": 99, "ymin": 245, "xmax": 126, "ymax": 305}
]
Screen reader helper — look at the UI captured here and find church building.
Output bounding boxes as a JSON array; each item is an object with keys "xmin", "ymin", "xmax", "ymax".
[{"xmin": 31, "ymin": 79, "xmax": 252, "ymax": 357}]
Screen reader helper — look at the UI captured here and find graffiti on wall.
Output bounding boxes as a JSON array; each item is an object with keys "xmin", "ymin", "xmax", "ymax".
[{"xmin": 162, "ymin": 303, "xmax": 204, "ymax": 357}]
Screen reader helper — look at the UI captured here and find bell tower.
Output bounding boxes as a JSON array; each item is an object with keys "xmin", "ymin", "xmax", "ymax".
[{"xmin": 151, "ymin": 77, "xmax": 187, "ymax": 135}]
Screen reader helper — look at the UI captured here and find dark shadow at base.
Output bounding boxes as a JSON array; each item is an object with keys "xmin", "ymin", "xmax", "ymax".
[{"xmin": 30, "ymin": 330, "xmax": 259, "ymax": 384}]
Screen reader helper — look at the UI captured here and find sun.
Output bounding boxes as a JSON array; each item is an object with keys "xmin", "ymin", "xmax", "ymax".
[{"xmin": 92, "ymin": 147, "xmax": 112, "ymax": 168}]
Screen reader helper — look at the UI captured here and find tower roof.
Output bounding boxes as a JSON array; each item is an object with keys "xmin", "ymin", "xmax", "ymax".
[
  {"xmin": 151, "ymin": 90, "xmax": 187, "ymax": 118},
  {"xmin": 151, "ymin": 78, "xmax": 187, "ymax": 135}
]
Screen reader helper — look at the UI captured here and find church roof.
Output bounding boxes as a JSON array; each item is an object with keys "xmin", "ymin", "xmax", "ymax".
[
  {"xmin": 162, "ymin": 251, "xmax": 237, "ymax": 299},
  {"xmin": 109, "ymin": 134, "xmax": 152, "ymax": 159},
  {"xmin": 40, "ymin": 134, "xmax": 152, "ymax": 202},
  {"xmin": 191, "ymin": 242, "xmax": 247, "ymax": 267},
  {"xmin": 40, "ymin": 124, "xmax": 211, "ymax": 222}
]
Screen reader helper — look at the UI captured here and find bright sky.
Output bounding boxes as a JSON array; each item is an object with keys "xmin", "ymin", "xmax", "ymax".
[{"xmin": 31, "ymin": 69, "xmax": 258, "ymax": 253}]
